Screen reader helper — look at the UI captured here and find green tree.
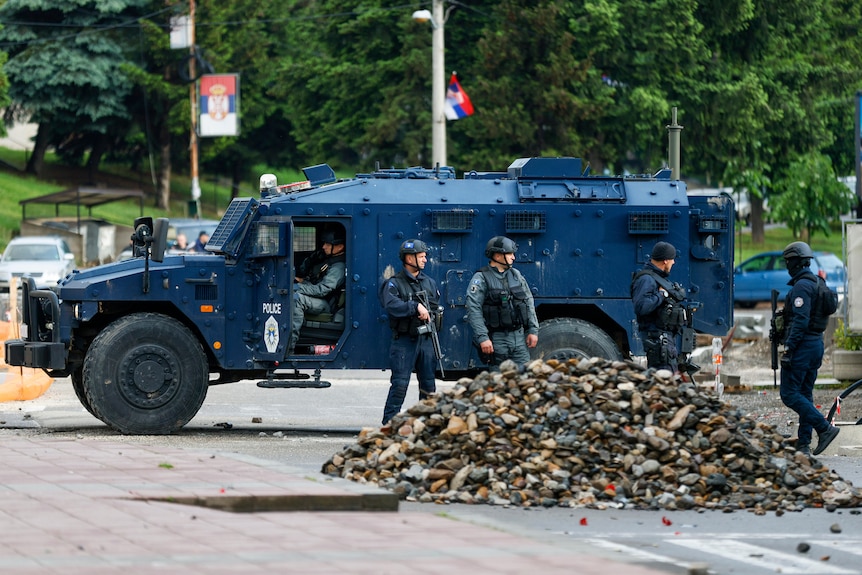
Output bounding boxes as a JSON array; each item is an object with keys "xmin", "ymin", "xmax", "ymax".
[
  {"xmin": 268, "ymin": 0, "xmax": 440, "ymax": 170},
  {"xmin": 119, "ymin": 8, "xmax": 188, "ymax": 210},
  {"xmin": 683, "ymin": 0, "xmax": 862, "ymax": 239},
  {"xmin": 0, "ymin": 0, "xmax": 149, "ymax": 176},
  {"xmin": 194, "ymin": 0, "xmax": 299, "ymax": 197},
  {"xmin": 770, "ymin": 153, "xmax": 855, "ymax": 241}
]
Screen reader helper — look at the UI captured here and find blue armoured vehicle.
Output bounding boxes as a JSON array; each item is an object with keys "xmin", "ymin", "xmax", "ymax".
[{"xmin": 5, "ymin": 151, "xmax": 734, "ymax": 434}]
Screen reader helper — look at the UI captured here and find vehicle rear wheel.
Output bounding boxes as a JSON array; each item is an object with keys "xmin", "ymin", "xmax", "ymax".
[
  {"xmin": 82, "ymin": 313, "xmax": 208, "ymax": 434},
  {"xmin": 531, "ymin": 317, "xmax": 623, "ymax": 362}
]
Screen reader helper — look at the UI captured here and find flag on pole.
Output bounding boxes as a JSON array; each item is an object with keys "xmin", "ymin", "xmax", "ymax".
[{"xmin": 444, "ymin": 72, "xmax": 474, "ymax": 120}]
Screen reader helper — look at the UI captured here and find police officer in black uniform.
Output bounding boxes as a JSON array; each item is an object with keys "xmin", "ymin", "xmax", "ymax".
[
  {"xmin": 779, "ymin": 241, "xmax": 840, "ymax": 456},
  {"xmin": 379, "ymin": 239, "xmax": 441, "ymax": 427},
  {"xmin": 631, "ymin": 241, "xmax": 687, "ymax": 372}
]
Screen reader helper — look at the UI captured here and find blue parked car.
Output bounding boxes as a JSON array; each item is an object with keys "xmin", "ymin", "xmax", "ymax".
[{"xmin": 734, "ymin": 250, "xmax": 846, "ymax": 308}]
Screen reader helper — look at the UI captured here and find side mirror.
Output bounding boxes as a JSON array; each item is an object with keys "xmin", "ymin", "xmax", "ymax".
[
  {"xmin": 151, "ymin": 218, "xmax": 169, "ymax": 263},
  {"xmin": 132, "ymin": 216, "xmax": 154, "ymax": 252}
]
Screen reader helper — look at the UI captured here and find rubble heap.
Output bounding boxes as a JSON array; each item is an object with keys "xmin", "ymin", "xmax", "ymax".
[{"xmin": 322, "ymin": 358, "xmax": 862, "ymax": 511}]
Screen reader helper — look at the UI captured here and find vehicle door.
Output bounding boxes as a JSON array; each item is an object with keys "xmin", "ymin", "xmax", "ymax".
[{"xmin": 248, "ymin": 217, "xmax": 293, "ymax": 361}]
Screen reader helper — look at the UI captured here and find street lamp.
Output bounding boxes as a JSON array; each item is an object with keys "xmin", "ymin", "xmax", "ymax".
[{"xmin": 413, "ymin": 0, "xmax": 446, "ymax": 167}]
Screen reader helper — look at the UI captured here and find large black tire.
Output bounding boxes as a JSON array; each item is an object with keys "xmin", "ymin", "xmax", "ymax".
[
  {"xmin": 82, "ymin": 313, "xmax": 208, "ymax": 434},
  {"xmin": 531, "ymin": 317, "xmax": 623, "ymax": 362}
]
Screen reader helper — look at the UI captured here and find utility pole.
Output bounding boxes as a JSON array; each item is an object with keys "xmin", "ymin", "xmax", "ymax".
[
  {"xmin": 431, "ymin": 0, "xmax": 446, "ymax": 168},
  {"xmin": 189, "ymin": 0, "xmax": 201, "ymax": 217}
]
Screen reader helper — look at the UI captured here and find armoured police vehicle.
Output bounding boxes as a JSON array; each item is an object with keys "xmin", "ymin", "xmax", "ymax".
[{"xmin": 5, "ymin": 156, "xmax": 734, "ymax": 434}]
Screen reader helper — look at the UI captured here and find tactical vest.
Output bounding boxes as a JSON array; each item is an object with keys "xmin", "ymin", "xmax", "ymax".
[
  {"xmin": 479, "ymin": 266, "xmax": 530, "ymax": 331},
  {"xmin": 631, "ymin": 268, "xmax": 686, "ymax": 333},
  {"xmin": 305, "ymin": 252, "xmax": 346, "ymax": 312},
  {"xmin": 389, "ymin": 272, "xmax": 435, "ymax": 335},
  {"xmin": 305, "ymin": 253, "xmax": 346, "ymax": 284}
]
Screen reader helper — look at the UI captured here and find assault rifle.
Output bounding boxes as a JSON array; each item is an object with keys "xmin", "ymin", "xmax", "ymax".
[
  {"xmin": 677, "ymin": 302, "xmax": 701, "ymax": 380},
  {"xmin": 769, "ymin": 289, "xmax": 783, "ymax": 388},
  {"xmin": 415, "ymin": 290, "xmax": 445, "ymax": 378}
]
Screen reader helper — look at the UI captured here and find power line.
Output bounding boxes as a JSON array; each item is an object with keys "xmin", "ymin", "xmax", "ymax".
[{"xmin": 0, "ymin": 6, "xmax": 177, "ymax": 50}]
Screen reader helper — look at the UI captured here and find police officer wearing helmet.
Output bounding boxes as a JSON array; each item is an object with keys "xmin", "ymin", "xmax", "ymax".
[
  {"xmin": 379, "ymin": 239, "xmax": 441, "ymax": 427},
  {"xmin": 287, "ymin": 230, "xmax": 346, "ymax": 356},
  {"xmin": 466, "ymin": 236, "xmax": 539, "ymax": 368},
  {"xmin": 779, "ymin": 241, "xmax": 840, "ymax": 456},
  {"xmin": 631, "ymin": 241, "xmax": 686, "ymax": 372}
]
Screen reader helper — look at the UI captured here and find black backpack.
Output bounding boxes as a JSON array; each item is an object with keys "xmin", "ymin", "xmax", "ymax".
[{"xmin": 815, "ymin": 276, "xmax": 839, "ymax": 317}]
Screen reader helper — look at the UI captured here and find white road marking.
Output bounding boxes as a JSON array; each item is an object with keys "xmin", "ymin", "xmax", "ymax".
[
  {"xmin": 582, "ymin": 538, "xmax": 694, "ymax": 570},
  {"xmin": 668, "ymin": 538, "xmax": 857, "ymax": 574}
]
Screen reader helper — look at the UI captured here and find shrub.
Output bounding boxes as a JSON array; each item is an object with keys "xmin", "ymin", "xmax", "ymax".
[{"xmin": 833, "ymin": 319, "xmax": 862, "ymax": 351}]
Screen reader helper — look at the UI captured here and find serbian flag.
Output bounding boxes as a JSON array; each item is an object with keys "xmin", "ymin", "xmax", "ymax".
[
  {"xmin": 199, "ymin": 74, "xmax": 240, "ymax": 137},
  {"xmin": 444, "ymin": 73, "xmax": 474, "ymax": 120}
]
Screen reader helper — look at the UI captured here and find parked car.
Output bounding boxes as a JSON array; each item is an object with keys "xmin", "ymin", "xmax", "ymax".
[
  {"xmin": 117, "ymin": 218, "xmax": 220, "ymax": 260},
  {"xmin": 733, "ymin": 250, "xmax": 845, "ymax": 308},
  {"xmin": 167, "ymin": 218, "xmax": 220, "ymax": 252},
  {"xmin": 0, "ymin": 236, "xmax": 76, "ymax": 294},
  {"xmin": 0, "ymin": 236, "xmax": 76, "ymax": 320}
]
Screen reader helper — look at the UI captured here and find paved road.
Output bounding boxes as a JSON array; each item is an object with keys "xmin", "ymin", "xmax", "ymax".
[{"xmin": 3, "ymin": 371, "xmax": 862, "ymax": 575}]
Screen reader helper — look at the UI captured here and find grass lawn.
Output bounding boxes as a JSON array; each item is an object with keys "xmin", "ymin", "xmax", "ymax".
[
  {"xmin": 0, "ymin": 148, "xmax": 313, "ymax": 252},
  {"xmin": 733, "ymin": 222, "xmax": 847, "ymax": 265}
]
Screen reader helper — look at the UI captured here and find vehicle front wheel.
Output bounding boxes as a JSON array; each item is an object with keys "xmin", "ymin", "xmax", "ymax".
[
  {"xmin": 70, "ymin": 366, "xmax": 97, "ymax": 417},
  {"xmin": 82, "ymin": 313, "xmax": 208, "ymax": 434},
  {"xmin": 531, "ymin": 317, "xmax": 623, "ymax": 362}
]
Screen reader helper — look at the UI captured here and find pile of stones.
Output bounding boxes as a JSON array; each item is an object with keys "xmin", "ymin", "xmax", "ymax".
[{"xmin": 322, "ymin": 358, "xmax": 862, "ymax": 511}]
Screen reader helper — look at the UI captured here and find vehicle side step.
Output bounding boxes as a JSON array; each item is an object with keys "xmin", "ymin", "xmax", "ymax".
[
  {"xmin": 256, "ymin": 379, "xmax": 332, "ymax": 389},
  {"xmin": 256, "ymin": 368, "xmax": 332, "ymax": 389}
]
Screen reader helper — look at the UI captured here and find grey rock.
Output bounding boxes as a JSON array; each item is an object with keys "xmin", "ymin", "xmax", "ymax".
[{"xmin": 321, "ymin": 357, "xmax": 862, "ymax": 511}]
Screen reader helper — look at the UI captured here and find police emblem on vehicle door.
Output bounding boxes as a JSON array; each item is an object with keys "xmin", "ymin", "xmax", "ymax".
[{"xmin": 264, "ymin": 313, "xmax": 279, "ymax": 353}]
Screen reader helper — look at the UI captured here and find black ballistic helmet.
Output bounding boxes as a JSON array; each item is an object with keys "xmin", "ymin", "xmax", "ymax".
[
  {"xmin": 321, "ymin": 231, "xmax": 345, "ymax": 246},
  {"xmin": 782, "ymin": 241, "xmax": 814, "ymax": 261},
  {"xmin": 399, "ymin": 239, "xmax": 428, "ymax": 262},
  {"xmin": 485, "ymin": 236, "xmax": 517, "ymax": 259},
  {"xmin": 651, "ymin": 241, "xmax": 677, "ymax": 261}
]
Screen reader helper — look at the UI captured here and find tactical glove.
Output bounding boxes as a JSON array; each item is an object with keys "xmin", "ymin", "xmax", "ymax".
[{"xmin": 780, "ymin": 352, "xmax": 792, "ymax": 370}]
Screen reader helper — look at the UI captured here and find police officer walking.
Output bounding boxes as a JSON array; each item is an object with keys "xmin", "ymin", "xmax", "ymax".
[
  {"xmin": 379, "ymin": 239, "xmax": 441, "ymax": 427},
  {"xmin": 631, "ymin": 241, "xmax": 686, "ymax": 372},
  {"xmin": 779, "ymin": 241, "xmax": 840, "ymax": 456},
  {"xmin": 288, "ymin": 231, "xmax": 346, "ymax": 356},
  {"xmin": 466, "ymin": 236, "xmax": 539, "ymax": 368}
]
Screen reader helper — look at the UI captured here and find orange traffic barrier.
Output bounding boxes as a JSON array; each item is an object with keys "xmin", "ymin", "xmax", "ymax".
[{"xmin": 0, "ymin": 319, "xmax": 54, "ymax": 402}]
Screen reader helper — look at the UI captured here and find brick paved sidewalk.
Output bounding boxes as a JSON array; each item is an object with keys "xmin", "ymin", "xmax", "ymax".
[{"xmin": 0, "ymin": 437, "xmax": 667, "ymax": 574}]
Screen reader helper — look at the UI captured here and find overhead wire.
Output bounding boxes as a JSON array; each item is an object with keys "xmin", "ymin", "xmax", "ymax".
[{"xmin": 0, "ymin": 2, "xmax": 429, "ymax": 49}]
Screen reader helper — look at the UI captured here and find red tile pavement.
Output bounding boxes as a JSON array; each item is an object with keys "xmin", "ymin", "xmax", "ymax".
[{"xmin": 0, "ymin": 437, "xmax": 667, "ymax": 574}]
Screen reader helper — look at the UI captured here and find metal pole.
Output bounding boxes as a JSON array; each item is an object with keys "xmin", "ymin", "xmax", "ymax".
[
  {"xmin": 667, "ymin": 107, "xmax": 683, "ymax": 180},
  {"xmin": 189, "ymin": 0, "xmax": 201, "ymax": 217},
  {"xmin": 856, "ymin": 91, "xmax": 861, "ymax": 218},
  {"xmin": 431, "ymin": 0, "xmax": 446, "ymax": 168}
]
